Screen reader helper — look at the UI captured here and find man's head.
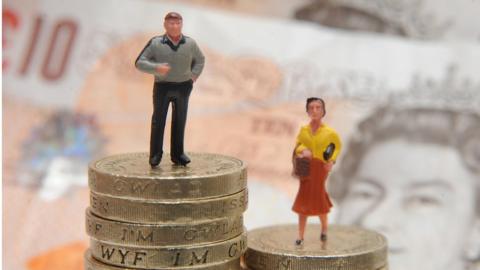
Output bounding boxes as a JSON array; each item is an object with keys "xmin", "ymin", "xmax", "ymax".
[{"xmin": 164, "ymin": 12, "xmax": 183, "ymax": 38}]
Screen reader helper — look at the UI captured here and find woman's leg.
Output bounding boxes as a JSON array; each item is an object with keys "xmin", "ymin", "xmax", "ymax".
[
  {"xmin": 319, "ymin": 214, "xmax": 328, "ymax": 240},
  {"xmin": 298, "ymin": 214, "xmax": 308, "ymax": 240}
]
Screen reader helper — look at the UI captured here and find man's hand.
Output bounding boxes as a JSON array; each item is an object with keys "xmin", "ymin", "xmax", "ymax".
[{"xmin": 156, "ymin": 64, "xmax": 171, "ymax": 75}]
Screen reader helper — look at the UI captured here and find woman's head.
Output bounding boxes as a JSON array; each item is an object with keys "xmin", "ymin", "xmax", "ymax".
[
  {"xmin": 306, "ymin": 97, "xmax": 326, "ymax": 121},
  {"xmin": 331, "ymin": 107, "xmax": 480, "ymax": 270}
]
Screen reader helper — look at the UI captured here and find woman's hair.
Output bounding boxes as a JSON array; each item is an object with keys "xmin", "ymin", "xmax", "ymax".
[
  {"xmin": 330, "ymin": 106, "xmax": 480, "ymax": 214},
  {"xmin": 306, "ymin": 97, "xmax": 326, "ymax": 116}
]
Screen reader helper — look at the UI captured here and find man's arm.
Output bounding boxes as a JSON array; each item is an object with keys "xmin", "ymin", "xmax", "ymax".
[
  {"xmin": 191, "ymin": 41, "xmax": 205, "ymax": 81},
  {"xmin": 135, "ymin": 38, "xmax": 164, "ymax": 75}
]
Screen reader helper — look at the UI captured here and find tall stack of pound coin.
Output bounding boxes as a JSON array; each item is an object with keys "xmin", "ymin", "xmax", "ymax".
[
  {"xmin": 85, "ymin": 152, "xmax": 248, "ymax": 270},
  {"xmin": 245, "ymin": 224, "xmax": 388, "ymax": 270}
]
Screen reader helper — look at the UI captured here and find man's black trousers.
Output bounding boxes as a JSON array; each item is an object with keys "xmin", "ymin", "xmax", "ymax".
[{"xmin": 150, "ymin": 80, "xmax": 193, "ymax": 160}]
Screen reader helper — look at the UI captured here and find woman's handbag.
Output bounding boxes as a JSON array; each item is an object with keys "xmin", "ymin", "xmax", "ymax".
[{"xmin": 292, "ymin": 143, "xmax": 310, "ymax": 178}]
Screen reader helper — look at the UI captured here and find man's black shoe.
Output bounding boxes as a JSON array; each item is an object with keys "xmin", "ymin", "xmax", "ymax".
[
  {"xmin": 149, "ymin": 153, "xmax": 162, "ymax": 168},
  {"xmin": 171, "ymin": 153, "xmax": 191, "ymax": 166}
]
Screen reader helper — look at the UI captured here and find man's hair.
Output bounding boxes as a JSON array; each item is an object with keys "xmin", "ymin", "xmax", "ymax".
[
  {"xmin": 306, "ymin": 97, "xmax": 326, "ymax": 116},
  {"xmin": 164, "ymin": 12, "xmax": 183, "ymax": 21}
]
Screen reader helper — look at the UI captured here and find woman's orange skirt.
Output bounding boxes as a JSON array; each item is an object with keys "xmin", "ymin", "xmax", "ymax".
[{"xmin": 292, "ymin": 158, "xmax": 333, "ymax": 215}]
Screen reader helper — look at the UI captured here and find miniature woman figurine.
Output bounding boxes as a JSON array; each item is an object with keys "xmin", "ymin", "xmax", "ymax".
[{"xmin": 292, "ymin": 97, "xmax": 342, "ymax": 245}]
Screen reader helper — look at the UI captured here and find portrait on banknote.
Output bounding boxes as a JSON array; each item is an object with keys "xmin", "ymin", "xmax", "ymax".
[{"xmin": 331, "ymin": 105, "xmax": 480, "ymax": 270}]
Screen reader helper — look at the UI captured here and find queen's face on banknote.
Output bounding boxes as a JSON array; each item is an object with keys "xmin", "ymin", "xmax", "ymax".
[{"xmin": 332, "ymin": 107, "xmax": 480, "ymax": 270}]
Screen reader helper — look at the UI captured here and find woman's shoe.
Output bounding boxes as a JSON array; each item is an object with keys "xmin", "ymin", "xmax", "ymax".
[
  {"xmin": 320, "ymin": 233, "xmax": 327, "ymax": 241},
  {"xmin": 295, "ymin": 239, "xmax": 304, "ymax": 246}
]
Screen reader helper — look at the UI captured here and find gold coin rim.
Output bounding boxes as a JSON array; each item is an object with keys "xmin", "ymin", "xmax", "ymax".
[
  {"xmin": 85, "ymin": 208, "xmax": 245, "ymax": 246},
  {"xmin": 84, "ymin": 249, "xmax": 242, "ymax": 270},
  {"xmin": 90, "ymin": 152, "xmax": 247, "ymax": 180},
  {"xmin": 89, "ymin": 188, "xmax": 248, "ymax": 223},
  {"xmin": 89, "ymin": 152, "xmax": 248, "ymax": 200},
  {"xmin": 89, "ymin": 231, "xmax": 247, "ymax": 268}
]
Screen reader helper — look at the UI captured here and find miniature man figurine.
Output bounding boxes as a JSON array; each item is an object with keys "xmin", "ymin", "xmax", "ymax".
[
  {"xmin": 292, "ymin": 97, "xmax": 342, "ymax": 245},
  {"xmin": 135, "ymin": 12, "xmax": 205, "ymax": 167}
]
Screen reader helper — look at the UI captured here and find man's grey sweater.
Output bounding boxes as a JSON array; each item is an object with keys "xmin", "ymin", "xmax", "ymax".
[{"xmin": 135, "ymin": 35, "xmax": 205, "ymax": 82}]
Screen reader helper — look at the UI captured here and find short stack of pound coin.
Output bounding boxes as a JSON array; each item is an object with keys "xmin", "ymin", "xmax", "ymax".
[{"xmin": 244, "ymin": 224, "xmax": 388, "ymax": 270}]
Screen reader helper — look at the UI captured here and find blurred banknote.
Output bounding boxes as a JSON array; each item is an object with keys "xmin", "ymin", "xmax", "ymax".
[
  {"xmin": 3, "ymin": 0, "xmax": 480, "ymax": 270},
  {"xmin": 177, "ymin": 0, "xmax": 480, "ymax": 41}
]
